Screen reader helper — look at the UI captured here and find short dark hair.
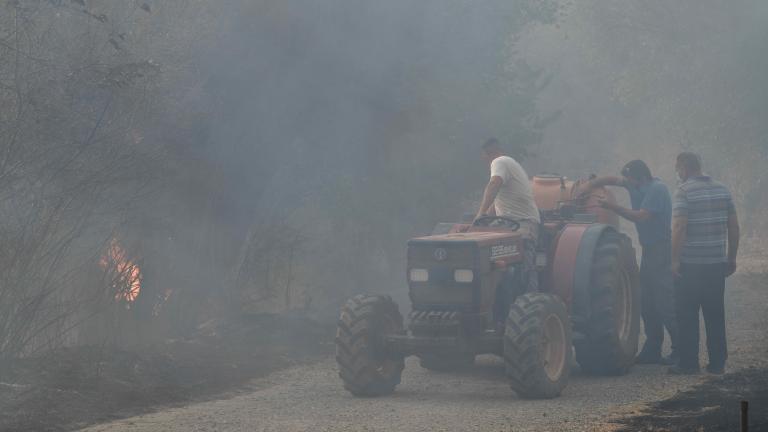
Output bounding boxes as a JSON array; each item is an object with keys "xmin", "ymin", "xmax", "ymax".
[
  {"xmin": 482, "ymin": 137, "xmax": 502, "ymax": 153},
  {"xmin": 621, "ymin": 159, "xmax": 653, "ymax": 182},
  {"xmin": 676, "ymin": 152, "xmax": 702, "ymax": 172}
]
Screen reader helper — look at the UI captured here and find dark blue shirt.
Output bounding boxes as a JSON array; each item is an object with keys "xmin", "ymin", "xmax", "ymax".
[{"xmin": 626, "ymin": 178, "xmax": 672, "ymax": 246}]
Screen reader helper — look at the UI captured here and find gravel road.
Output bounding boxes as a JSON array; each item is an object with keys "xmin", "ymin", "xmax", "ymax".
[{"xmin": 81, "ymin": 274, "xmax": 768, "ymax": 432}]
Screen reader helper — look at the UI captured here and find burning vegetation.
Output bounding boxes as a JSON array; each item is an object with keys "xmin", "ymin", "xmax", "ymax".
[{"xmin": 100, "ymin": 239, "xmax": 142, "ymax": 305}]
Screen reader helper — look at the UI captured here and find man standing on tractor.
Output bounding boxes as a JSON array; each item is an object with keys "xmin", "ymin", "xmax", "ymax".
[
  {"xmin": 668, "ymin": 152, "xmax": 739, "ymax": 375},
  {"xmin": 473, "ymin": 138, "xmax": 540, "ymax": 291},
  {"xmin": 578, "ymin": 160, "xmax": 678, "ymax": 365}
]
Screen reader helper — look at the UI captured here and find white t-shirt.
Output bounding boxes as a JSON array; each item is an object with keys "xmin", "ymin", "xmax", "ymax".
[{"xmin": 490, "ymin": 156, "xmax": 540, "ymax": 223}]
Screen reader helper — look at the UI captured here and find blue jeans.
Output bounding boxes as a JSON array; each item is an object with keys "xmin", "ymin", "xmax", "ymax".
[{"xmin": 639, "ymin": 241, "xmax": 678, "ymax": 356}]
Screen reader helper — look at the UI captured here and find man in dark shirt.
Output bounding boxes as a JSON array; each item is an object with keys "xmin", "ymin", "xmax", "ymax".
[{"xmin": 578, "ymin": 160, "xmax": 678, "ymax": 364}]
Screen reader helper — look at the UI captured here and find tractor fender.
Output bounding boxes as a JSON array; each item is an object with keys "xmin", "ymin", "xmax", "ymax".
[{"xmin": 550, "ymin": 223, "xmax": 614, "ymax": 323}]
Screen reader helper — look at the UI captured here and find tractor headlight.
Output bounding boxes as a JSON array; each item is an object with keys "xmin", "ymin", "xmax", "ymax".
[
  {"xmin": 409, "ymin": 268, "xmax": 429, "ymax": 282},
  {"xmin": 454, "ymin": 269, "xmax": 474, "ymax": 283}
]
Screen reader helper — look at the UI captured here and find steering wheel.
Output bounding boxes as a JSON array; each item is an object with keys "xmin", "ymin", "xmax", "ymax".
[{"xmin": 472, "ymin": 216, "xmax": 521, "ymax": 230}]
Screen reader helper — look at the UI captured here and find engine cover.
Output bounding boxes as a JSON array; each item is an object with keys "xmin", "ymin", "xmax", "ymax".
[{"xmin": 407, "ymin": 231, "xmax": 525, "ymax": 312}]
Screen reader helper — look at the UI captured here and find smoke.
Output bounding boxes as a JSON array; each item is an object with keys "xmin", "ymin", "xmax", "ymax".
[
  {"xmin": 161, "ymin": 0, "xmax": 559, "ymax": 315},
  {"xmin": 4, "ymin": 0, "xmax": 766, "ymax": 354},
  {"xmin": 138, "ymin": 0, "xmax": 768, "ymax": 320},
  {"xmin": 513, "ymin": 0, "xmax": 768, "ymax": 246},
  {"xmin": 199, "ymin": 1, "xmax": 548, "ymax": 209},
  {"xmin": 521, "ymin": 1, "xmax": 768, "ymax": 179}
]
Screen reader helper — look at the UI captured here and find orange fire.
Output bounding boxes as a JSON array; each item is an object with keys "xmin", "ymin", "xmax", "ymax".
[{"xmin": 100, "ymin": 238, "xmax": 142, "ymax": 303}]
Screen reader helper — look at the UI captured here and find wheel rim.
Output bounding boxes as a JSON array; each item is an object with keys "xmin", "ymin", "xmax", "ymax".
[
  {"xmin": 542, "ymin": 313, "xmax": 567, "ymax": 381},
  {"xmin": 616, "ymin": 268, "xmax": 632, "ymax": 343}
]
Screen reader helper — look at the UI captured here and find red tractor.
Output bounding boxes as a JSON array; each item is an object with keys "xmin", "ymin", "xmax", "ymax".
[{"xmin": 335, "ymin": 175, "xmax": 640, "ymax": 399}]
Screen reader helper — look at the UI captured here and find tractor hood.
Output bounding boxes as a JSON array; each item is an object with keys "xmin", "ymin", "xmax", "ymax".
[
  {"xmin": 407, "ymin": 230, "xmax": 526, "ymax": 312},
  {"xmin": 408, "ymin": 231, "xmax": 525, "ymax": 266}
]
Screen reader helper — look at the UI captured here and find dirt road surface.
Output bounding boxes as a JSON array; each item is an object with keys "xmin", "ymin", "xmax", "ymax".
[{"xmin": 81, "ymin": 274, "xmax": 767, "ymax": 432}]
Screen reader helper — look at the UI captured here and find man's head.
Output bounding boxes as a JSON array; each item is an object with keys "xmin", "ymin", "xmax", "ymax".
[
  {"xmin": 621, "ymin": 159, "xmax": 653, "ymax": 187},
  {"xmin": 482, "ymin": 138, "xmax": 505, "ymax": 164},
  {"xmin": 675, "ymin": 152, "xmax": 702, "ymax": 182}
]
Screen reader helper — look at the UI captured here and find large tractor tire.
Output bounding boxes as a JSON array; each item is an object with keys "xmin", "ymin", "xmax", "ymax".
[
  {"xmin": 504, "ymin": 292, "xmax": 572, "ymax": 399},
  {"xmin": 336, "ymin": 294, "xmax": 405, "ymax": 397},
  {"xmin": 574, "ymin": 230, "xmax": 641, "ymax": 375},
  {"xmin": 419, "ymin": 353, "xmax": 475, "ymax": 372}
]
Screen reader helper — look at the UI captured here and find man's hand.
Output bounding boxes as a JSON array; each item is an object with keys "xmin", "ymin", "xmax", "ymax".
[
  {"xmin": 475, "ymin": 176, "xmax": 503, "ymax": 225},
  {"xmin": 725, "ymin": 260, "xmax": 737, "ymax": 277},
  {"xmin": 597, "ymin": 198, "xmax": 618, "ymax": 211},
  {"xmin": 575, "ymin": 180, "xmax": 594, "ymax": 198},
  {"xmin": 598, "ymin": 199, "xmax": 650, "ymax": 223},
  {"xmin": 472, "ymin": 213, "xmax": 487, "ymax": 225}
]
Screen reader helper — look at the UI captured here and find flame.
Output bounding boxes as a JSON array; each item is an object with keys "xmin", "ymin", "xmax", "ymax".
[{"xmin": 100, "ymin": 238, "xmax": 141, "ymax": 303}]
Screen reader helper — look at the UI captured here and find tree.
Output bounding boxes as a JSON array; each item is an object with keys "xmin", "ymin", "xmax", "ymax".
[{"xmin": 0, "ymin": 0, "xmax": 164, "ymax": 363}]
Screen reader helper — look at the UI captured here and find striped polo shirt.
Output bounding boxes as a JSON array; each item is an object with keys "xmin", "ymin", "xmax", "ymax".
[{"xmin": 672, "ymin": 176, "xmax": 735, "ymax": 264}]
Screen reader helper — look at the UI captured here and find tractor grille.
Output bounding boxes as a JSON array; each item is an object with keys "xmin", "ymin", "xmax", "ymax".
[
  {"xmin": 408, "ymin": 243, "xmax": 477, "ymax": 308},
  {"xmin": 409, "ymin": 310, "xmax": 461, "ymax": 336},
  {"xmin": 410, "ymin": 310, "xmax": 459, "ymax": 323}
]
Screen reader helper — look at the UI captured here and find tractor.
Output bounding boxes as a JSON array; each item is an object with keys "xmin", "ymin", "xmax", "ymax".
[{"xmin": 335, "ymin": 174, "xmax": 640, "ymax": 399}]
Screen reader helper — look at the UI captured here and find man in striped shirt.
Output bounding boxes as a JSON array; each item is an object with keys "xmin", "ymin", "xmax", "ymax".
[{"xmin": 669, "ymin": 152, "xmax": 740, "ymax": 375}]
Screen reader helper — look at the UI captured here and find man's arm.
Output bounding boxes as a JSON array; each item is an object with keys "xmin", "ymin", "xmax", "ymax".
[
  {"xmin": 577, "ymin": 175, "xmax": 627, "ymax": 196},
  {"xmin": 599, "ymin": 200, "xmax": 651, "ymax": 223},
  {"xmin": 475, "ymin": 176, "xmax": 503, "ymax": 220},
  {"xmin": 605, "ymin": 180, "xmax": 669, "ymax": 223},
  {"xmin": 671, "ymin": 215, "xmax": 688, "ymax": 277},
  {"xmin": 726, "ymin": 211, "xmax": 740, "ymax": 276},
  {"xmin": 589, "ymin": 175, "xmax": 627, "ymax": 189}
]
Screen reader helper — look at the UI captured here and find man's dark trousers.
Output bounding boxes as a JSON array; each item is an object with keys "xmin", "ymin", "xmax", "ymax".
[
  {"xmin": 639, "ymin": 241, "xmax": 678, "ymax": 357},
  {"xmin": 675, "ymin": 263, "xmax": 728, "ymax": 370}
]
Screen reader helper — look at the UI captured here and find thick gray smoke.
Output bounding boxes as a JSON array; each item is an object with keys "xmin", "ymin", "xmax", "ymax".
[
  {"xmin": 175, "ymin": 0, "xmax": 558, "ymax": 315},
  {"xmin": 520, "ymin": 1, "xmax": 768, "ymax": 247},
  {"xmin": 3, "ymin": 0, "xmax": 766, "ymax": 357},
  {"xmin": 0, "ymin": 0, "xmax": 559, "ymax": 359}
]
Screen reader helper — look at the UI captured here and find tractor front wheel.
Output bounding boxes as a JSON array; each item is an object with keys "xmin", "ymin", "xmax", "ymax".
[
  {"xmin": 336, "ymin": 294, "xmax": 405, "ymax": 397},
  {"xmin": 504, "ymin": 292, "xmax": 572, "ymax": 399}
]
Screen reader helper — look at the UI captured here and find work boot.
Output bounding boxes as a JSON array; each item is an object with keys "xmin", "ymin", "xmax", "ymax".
[{"xmin": 705, "ymin": 364, "xmax": 725, "ymax": 375}]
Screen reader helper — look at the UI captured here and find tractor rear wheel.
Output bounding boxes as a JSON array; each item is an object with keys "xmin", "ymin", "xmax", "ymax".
[
  {"xmin": 504, "ymin": 293, "xmax": 571, "ymax": 399},
  {"xmin": 336, "ymin": 294, "xmax": 405, "ymax": 397},
  {"xmin": 574, "ymin": 231, "xmax": 640, "ymax": 375},
  {"xmin": 419, "ymin": 353, "xmax": 475, "ymax": 372}
]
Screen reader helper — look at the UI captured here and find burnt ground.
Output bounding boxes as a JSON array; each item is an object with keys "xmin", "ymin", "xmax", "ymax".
[
  {"xmin": 612, "ymin": 273, "xmax": 768, "ymax": 432},
  {"xmin": 0, "ymin": 313, "xmax": 334, "ymax": 432},
  {"xmin": 613, "ymin": 367, "xmax": 768, "ymax": 432}
]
